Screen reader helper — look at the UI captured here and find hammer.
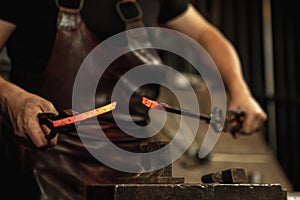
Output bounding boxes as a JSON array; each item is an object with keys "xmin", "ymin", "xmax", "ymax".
[{"xmin": 201, "ymin": 168, "xmax": 248, "ymax": 184}]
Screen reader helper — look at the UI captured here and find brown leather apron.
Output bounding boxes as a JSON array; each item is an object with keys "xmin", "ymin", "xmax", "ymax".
[{"xmin": 0, "ymin": 0, "xmax": 165, "ymax": 199}]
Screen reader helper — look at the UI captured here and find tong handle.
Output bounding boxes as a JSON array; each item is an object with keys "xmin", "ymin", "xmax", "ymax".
[
  {"xmin": 38, "ymin": 112, "xmax": 59, "ymax": 141},
  {"xmin": 38, "ymin": 110, "xmax": 77, "ymax": 141},
  {"xmin": 38, "ymin": 113, "xmax": 57, "ymax": 129}
]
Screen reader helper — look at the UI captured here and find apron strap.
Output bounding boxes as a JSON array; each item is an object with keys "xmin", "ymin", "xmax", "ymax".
[
  {"xmin": 116, "ymin": 0, "xmax": 145, "ymax": 29},
  {"xmin": 55, "ymin": 0, "xmax": 84, "ymax": 31},
  {"xmin": 55, "ymin": 0, "xmax": 84, "ymax": 11}
]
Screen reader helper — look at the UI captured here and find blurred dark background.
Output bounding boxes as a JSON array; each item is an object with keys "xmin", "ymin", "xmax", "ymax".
[{"xmin": 190, "ymin": 0, "xmax": 300, "ymax": 191}]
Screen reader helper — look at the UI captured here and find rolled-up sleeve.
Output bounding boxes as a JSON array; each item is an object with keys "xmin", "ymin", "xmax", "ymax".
[
  {"xmin": 158, "ymin": 0, "xmax": 188, "ymax": 24},
  {"xmin": 0, "ymin": 1, "xmax": 20, "ymax": 24}
]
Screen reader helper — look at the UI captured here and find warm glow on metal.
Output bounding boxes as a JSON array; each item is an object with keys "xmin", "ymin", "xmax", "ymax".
[
  {"xmin": 142, "ymin": 96, "xmax": 159, "ymax": 108},
  {"xmin": 52, "ymin": 101, "xmax": 117, "ymax": 127}
]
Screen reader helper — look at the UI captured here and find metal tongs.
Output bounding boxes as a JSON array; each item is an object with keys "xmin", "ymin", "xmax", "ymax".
[
  {"xmin": 142, "ymin": 97, "xmax": 245, "ymax": 138},
  {"xmin": 38, "ymin": 102, "xmax": 117, "ymax": 141}
]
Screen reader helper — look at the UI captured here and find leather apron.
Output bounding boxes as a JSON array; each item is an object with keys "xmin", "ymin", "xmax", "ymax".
[{"xmin": 0, "ymin": 0, "xmax": 165, "ymax": 199}]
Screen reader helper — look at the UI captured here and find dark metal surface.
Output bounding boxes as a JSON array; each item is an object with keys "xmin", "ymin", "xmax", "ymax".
[
  {"xmin": 86, "ymin": 183, "xmax": 287, "ymax": 200},
  {"xmin": 118, "ymin": 177, "xmax": 185, "ymax": 184}
]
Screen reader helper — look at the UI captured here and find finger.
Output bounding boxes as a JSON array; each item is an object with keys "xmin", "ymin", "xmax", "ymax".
[
  {"xmin": 37, "ymin": 103, "xmax": 59, "ymax": 146},
  {"xmin": 41, "ymin": 124, "xmax": 51, "ymax": 134},
  {"xmin": 27, "ymin": 119, "xmax": 58, "ymax": 148},
  {"xmin": 40, "ymin": 121, "xmax": 59, "ymax": 145},
  {"xmin": 257, "ymin": 112, "xmax": 267, "ymax": 129},
  {"xmin": 26, "ymin": 122, "xmax": 48, "ymax": 147},
  {"xmin": 40, "ymin": 102, "xmax": 59, "ymax": 115},
  {"xmin": 240, "ymin": 113, "xmax": 261, "ymax": 134}
]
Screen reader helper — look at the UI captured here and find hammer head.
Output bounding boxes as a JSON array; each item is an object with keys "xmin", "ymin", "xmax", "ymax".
[{"xmin": 201, "ymin": 168, "xmax": 248, "ymax": 184}]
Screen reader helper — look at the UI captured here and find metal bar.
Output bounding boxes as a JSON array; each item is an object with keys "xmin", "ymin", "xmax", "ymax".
[{"xmin": 52, "ymin": 101, "xmax": 117, "ymax": 127}]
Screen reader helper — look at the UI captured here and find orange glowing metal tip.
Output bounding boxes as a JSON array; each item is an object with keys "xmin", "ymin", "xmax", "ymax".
[
  {"xmin": 52, "ymin": 101, "xmax": 117, "ymax": 127},
  {"xmin": 142, "ymin": 97, "xmax": 161, "ymax": 109}
]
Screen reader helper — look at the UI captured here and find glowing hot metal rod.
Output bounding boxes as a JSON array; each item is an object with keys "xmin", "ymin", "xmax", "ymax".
[{"xmin": 38, "ymin": 101, "xmax": 117, "ymax": 141}]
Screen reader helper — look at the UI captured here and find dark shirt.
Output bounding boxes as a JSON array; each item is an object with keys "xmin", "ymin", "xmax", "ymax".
[
  {"xmin": 0, "ymin": 0, "xmax": 188, "ymax": 77},
  {"xmin": 0, "ymin": 0, "xmax": 188, "ymax": 122}
]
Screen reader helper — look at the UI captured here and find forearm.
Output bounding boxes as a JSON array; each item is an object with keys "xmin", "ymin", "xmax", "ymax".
[
  {"xmin": 165, "ymin": 4, "xmax": 251, "ymax": 98},
  {"xmin": 0, "ymin": 75, "xmax": 23, "ymax": 113},
  {"xmin": 0, "ymin": 75, "xmax": 12, "ymax": 105},
  {"xmin": 0, "ymin": 19, "xmax": 17, "ymax": 108},
  {"xmin": 196, "ymin": 25, "xmax": 252, "ymax": 99},
  {"xmin": 0, "ymin": 19, "xmax": 16, "ymax": 49}
]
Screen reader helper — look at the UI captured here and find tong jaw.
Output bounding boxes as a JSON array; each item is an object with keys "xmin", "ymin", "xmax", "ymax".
[
  {"xmin": 199, "ymin": 107, "xmax": 245, "ymax": 137},
  {"xmin": 38, "ymin": 109, "xmax": 78, "ymax": 141}
]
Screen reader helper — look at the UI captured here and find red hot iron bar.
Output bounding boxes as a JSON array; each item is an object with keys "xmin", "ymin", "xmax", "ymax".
[{"xmin": 38, "ymin": 102, "xmax": 117, "ymax": 141}]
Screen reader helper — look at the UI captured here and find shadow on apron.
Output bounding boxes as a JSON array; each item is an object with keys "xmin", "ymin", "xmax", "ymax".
[{"xmin": 0, "ymin": 0, "xmax": 165, "ymax": 199}]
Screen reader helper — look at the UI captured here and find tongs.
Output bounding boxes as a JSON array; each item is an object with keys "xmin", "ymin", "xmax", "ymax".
[
  {"xmin": 38, "ymin": 102, "xmax": 117, "ymax": 141},
  {"xmin": 142, "ymin": 97, "xmax": 244, "ymax": 138}
]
